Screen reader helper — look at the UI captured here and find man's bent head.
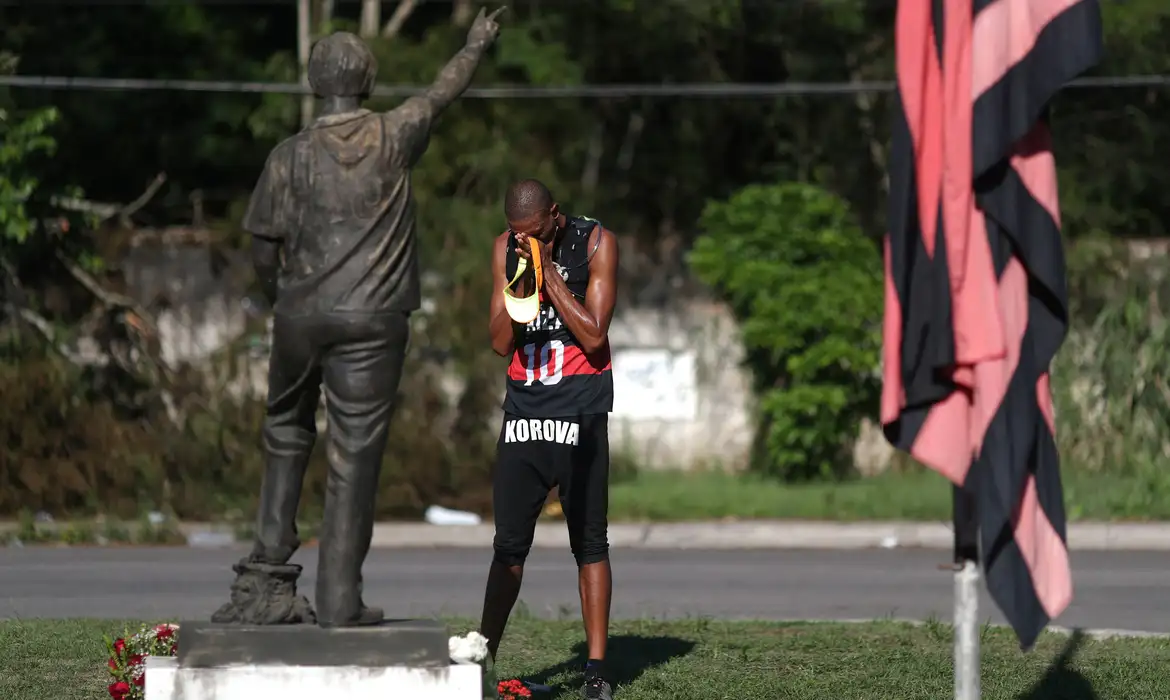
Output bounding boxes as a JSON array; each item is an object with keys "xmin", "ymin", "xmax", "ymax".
[
  {"xmin": 308, "ymin": 32, "xmax": 378, "ymax": 99},
  {"xmin": 505, "ymin": 179, "xmax": 559, "ymax": 242}
]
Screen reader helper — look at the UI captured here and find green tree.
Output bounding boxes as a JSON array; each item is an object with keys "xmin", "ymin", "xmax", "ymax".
[
  {"xmin": 690, "ymin": 181, "xmax": 882, "ymax": 480},
  {"xmin": 0, "ymin": 106, "xmax": 59, "ymax": 245}
]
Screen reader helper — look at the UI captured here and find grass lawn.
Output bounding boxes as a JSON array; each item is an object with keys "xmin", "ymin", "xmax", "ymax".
[
  {"xmin": 4, "ymin": 617, "xmax": 1169, "ymax": 700},
  {"xmin": 606, "ymin": 468, "xmax": 1170, "ymax": 522}
]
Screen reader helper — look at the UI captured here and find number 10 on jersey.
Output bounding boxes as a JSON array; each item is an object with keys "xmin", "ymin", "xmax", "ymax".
[{"xmin": 522, "ymin": 340, "xmax": 565, "ymax": 386}]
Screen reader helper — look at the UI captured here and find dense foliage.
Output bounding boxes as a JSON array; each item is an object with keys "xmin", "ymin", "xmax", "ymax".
[
  {"xmin": 1051, "ymin": 236, "xmax": 1170, "ymax": 518},
  {"xmin": 1, "ymin": 1, "xmax": 1169, "ymax": 517},
  {"xmin": 691, "ymin": 183, "xmax": 881, "ymax": 480}
]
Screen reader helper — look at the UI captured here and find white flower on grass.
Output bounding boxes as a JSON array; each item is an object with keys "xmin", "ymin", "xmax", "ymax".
[{"xmin": 448, "ymin": 631, "xmax": 490, "ymax": 664}]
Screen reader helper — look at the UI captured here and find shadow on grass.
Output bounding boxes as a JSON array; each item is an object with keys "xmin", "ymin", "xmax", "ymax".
[
  {"xmin": 1018, "ymin": 629, "xmax": 1099, "ymax": 700},
  {"xmin": 522, "ymin": 634, "xmax": 695, "ymax": 693}
]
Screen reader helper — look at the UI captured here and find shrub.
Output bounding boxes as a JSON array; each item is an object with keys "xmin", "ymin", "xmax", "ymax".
[
  {"xmin": 0, "ymin": 354, "xmax": 162, "ymax": 516},
  {"xmin": 689, "ymin": 182, "xmax": 882, "ymax": 480},
  {"xmin": 1052, "ymin": 234, "xmax": 1170, "ymax": 511},
  {"xmin": 0, "ymin": 345, "xmax": 499, "ymax": 520}
]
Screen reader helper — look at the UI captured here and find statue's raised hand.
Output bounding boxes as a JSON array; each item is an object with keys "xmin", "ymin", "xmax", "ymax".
[{"xmin": 467, "ymin": 6, "xmax": 506, "ymax": 49}]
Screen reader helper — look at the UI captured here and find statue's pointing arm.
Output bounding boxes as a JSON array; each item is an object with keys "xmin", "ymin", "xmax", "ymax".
[{"xmin": 385, "ymin": 7, "xmax": 505, "ymax": 165}]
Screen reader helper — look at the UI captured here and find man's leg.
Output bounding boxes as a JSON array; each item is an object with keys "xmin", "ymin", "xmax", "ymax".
[
  {"xmin": 315, "ymin": 312, "xmax": 409, "ymax": 627},
  {"xmin": 252, "ymin": 314, "xmax": 322, "ymax": 566},
  {"xmin": 578, "ymin": 561, "xmax": 612, "ymax": 659},
  {"xmin": 212, "ymin": 314, "xmax": 320, "ymax": 625},
  {"xmin": 479, "ymin": 417, "xmax": 551, "ymax": 660},
  {"xmin": 559, "ymin": 414, "xmax": 612, "ymax": 698}
]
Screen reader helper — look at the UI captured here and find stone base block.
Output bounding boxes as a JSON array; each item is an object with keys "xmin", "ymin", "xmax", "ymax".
[
  {"xmin": 145, "ymin": 656, "xmax": 482, "ymax": 700},
  {"xmin": 176, "ymin": 619, "xmax": 449, "ymax": 668}
]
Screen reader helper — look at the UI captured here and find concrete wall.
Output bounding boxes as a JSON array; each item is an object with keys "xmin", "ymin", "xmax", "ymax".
[
  {"xmin": 119, "ymin": 246, "xmax": 757, "ymax": 471},
  {"xmin": 120, "ymin": 246, "xmax": 270, "ymax": 401},
  {"xmin": 607, "ymin": 303, "xmax": 753, "ymax": 470}
]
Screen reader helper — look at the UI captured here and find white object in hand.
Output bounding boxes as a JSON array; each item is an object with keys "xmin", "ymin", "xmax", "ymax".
[{"xmin": 449, "ymin": 631, "xmax": 490, "ymax": 665}]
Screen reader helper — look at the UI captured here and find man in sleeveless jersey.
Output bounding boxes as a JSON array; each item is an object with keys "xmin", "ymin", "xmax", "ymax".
[{"xmin": 479, "ymin": 179, "xmax": 618, "ymax": 700}]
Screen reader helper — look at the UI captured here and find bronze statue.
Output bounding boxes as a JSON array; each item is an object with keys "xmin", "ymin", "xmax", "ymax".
[{"xmin": 212, "ymin": 8, "xmax": 505, "ymax": 628}]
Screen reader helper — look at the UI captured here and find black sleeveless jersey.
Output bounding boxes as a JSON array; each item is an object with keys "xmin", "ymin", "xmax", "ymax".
[{"xmin": 502, "ymin": 215, "xmax": 615, "ymax": 418}]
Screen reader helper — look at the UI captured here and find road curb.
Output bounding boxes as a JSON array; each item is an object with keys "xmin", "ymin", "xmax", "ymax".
[
  {"xmin": 5, "ymin": 520, "xmax": 1170, "ymax": 551},
  {"xmin": 221, "ymin": 520, "xmax": 1170, "ymax": 551},
  {"xmin": 360, "ymin": 521, "xmax": 1169, "ymax": 551}
]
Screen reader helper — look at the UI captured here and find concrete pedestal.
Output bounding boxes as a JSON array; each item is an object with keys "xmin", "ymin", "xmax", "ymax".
[
  {"xmin": 144, "ymin": 657, "xmax": 481, "ymax": 700},
  {"xmin": 144, "ymin": 619, "xmax": 481, "ymax": 700}
]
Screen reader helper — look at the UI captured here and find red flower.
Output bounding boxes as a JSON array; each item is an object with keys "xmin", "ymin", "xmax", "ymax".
[
  {"xmin": 497, "ymin": 679, "xmax": 532, "ymax": 699},
  {"xmin": 108, "ymin": 681, "xmax": 131, "ymax": 699},
  {"xmin": 108, "ymin": 657, "xmax": 119, "ymax": 671},
  {"xmin": 134, "ymin": 673, "xmax": 145, "ymax": 687},
  {"xmin": 112, "ymin": 638, "xmax": 126, "ymax": 655},
  {"xmin": 128, "ymin": 654, "xmax": 144, "ymax": 667},
  {"xmin": 155, "ymin": 625, "xmax": 175, "ymax": 641}
]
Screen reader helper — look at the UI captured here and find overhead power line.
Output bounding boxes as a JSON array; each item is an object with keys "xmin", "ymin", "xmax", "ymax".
[
  {"xmin": 1, "ymin": 74, "xmax": 1169, "ymax": 98},
  {"xmin": 0, "ymin": 0, "xmax": 864, "ymax": 5}
]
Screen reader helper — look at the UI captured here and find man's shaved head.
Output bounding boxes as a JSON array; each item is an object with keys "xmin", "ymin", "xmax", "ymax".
[{"xmin": 504, "ymin": 179, "xmax": 554, "ymax": 222}]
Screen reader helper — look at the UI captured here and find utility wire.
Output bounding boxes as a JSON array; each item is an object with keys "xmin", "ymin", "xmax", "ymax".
[
  {"xmin": 1, "ymin": 74, "xmax": 1169, "ymax": 97},
  {"xmin": 1, "ymin": 0, "xmax": 875, "ymax": 5}
]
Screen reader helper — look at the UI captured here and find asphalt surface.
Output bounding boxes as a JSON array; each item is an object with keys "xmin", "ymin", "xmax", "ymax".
[{"xmin": 0, "ymin": 547, "xmax": 1164, "ymax": 632}]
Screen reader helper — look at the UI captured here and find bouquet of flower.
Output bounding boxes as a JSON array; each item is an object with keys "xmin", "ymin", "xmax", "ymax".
[
  {"xmin": 497, "ymin": 679, "xmax": 533, "ymax": 699},
  {"xmin": 105, "ymin": 623, "xmax": 180, "ymax": 700}
]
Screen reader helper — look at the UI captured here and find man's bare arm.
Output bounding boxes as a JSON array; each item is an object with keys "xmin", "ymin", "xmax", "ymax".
[
  {"xmin": 540, "ymin": 227, "xmax": 618, "ymax": 355},
  {"xmin": 489, "ymin": 233, "xmax": 519, "ymax": 357}
]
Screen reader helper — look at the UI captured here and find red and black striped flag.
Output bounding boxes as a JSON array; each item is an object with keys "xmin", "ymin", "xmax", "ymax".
[{"xmin": 881, "ymin": 0, "xmax": 1103, "ymax": 649}]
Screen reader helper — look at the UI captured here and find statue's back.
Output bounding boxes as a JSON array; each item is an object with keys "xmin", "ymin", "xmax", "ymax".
[{"xmin": 245, "ymin": 109, "xmax": 423, "ymax": 316}]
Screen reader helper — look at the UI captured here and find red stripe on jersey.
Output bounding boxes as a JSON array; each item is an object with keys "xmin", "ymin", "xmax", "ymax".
[{"xmin": 508, "ymin": 341, "xmax": 612, "ymax": 382}]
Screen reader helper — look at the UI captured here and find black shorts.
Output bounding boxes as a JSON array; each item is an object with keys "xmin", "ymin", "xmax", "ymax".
[{"xmin": 491, "ymin": 413, "xmax": 610, "ymax": 567}]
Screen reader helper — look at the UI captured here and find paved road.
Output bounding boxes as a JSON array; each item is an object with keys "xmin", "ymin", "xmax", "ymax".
[{"xmin": 0, "ymin": 547, "xmax": 1164, "ymax": 632}]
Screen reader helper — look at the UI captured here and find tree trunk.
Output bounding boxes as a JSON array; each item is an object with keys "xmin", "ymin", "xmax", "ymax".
[
  {"xmin": 452, "ymin": 0, "xmax": 475, "ymax": 27},
  {"xmin": 297, "ymin": 0, "xmax": 314, "ymax": 127},
  {"xmin": 319, "ymin": 0, "xmax": 335, "ymax": 33},
  {"xmin": 360, "ymin": 0, "xmax": 382, "ymax": 38},
  {"xmin": 382, "ymin": 0, "xmax": 419, "ymax": 38},
  {"xmin": 580, "ymin": 122, "xmax": 604, "ymax": 208}
]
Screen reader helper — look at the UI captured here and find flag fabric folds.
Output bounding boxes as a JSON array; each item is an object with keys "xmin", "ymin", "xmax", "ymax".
[{"xmin": 882, "ymin": 0, "xmax": 1103, "ymax": 649}]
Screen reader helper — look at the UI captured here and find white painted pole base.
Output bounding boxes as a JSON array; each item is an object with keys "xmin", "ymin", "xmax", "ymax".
[
  {"xmin": 954, "ymin": 560, "xmax": 981, "ymax": 700},
  {"xmin": 144, "ymin": 656, "xmax": 483, "ymax": 700}
]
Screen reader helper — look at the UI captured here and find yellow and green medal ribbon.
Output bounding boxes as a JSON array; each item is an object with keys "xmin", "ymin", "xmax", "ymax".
[{"xmin": 503, "ymin": 239, "xmax": 543, "ymax": 324}]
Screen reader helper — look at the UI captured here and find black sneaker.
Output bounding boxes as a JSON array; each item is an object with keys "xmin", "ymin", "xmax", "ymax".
[{"xmin": 582, "ymin": 668, "xmax": 613, "ymax": 700}]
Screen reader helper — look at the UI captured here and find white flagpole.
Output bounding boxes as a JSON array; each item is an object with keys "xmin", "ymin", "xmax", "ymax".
[
  {"xmin": 954, "ymin": 559, "xmax": 981, "ymax": 700},
  {"xmin": 952, "ymin": 485, "xmax": 981, "ymax": 700}
]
